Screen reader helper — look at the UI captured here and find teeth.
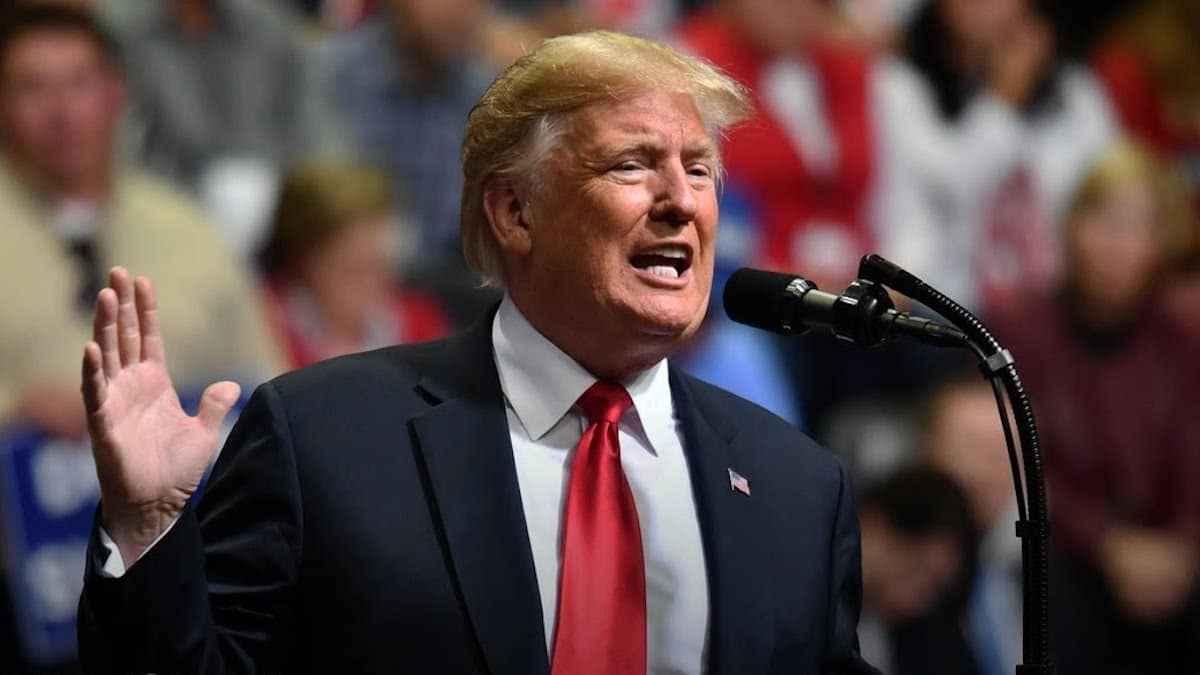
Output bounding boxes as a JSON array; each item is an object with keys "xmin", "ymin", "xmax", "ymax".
[
  {"xmin": 643, "ymin": 246, "xmax": 688, "ymax": 259},
  {"xmin": 646, "ymin": 265, "xmax": 680, "ymax": 279}
]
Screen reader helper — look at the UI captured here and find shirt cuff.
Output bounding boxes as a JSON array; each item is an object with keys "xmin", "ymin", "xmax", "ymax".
[{"xmin": 97, "ymin": 517, "xmax": 182, "ymax": 578}]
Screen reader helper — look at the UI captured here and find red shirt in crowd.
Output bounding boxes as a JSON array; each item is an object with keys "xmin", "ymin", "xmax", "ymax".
[
  {"xmin": 1093, "ymin": 41, "xmax": 1200, "ymax": 221},
  {"xmin": 265, "ymin": 281, "xmax": 450, "ymax": 370},
  {"xmin": 677, "ymin": 10, "xmax": 876, "ymax": 285}
]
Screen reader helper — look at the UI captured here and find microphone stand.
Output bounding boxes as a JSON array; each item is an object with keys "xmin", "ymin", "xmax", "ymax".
[{"xmin": 852, "ymin": 255, "xmax": 1053, "ymax": 675}]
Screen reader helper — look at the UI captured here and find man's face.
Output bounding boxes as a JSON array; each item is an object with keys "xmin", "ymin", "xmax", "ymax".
[
  {"xmin": 0, "ymin": 30, "xmax": 123, "ymax": 190},
  {"xmin": 1069, "ymin": 176, "xmax": 1164, "ymax": 317},
  {"xmin": 861, "ymin": 514, "xmax": 962, "ymax": 624},
  {"xmin": 925, "ymin": 385, "xmax": 1014, "ymax": 531},
  {"xmin": 513, "ymin": 90, "xmax": 720, "ymax": 374},
  {"xmin": 937, "ymin": 0, "xmax": 1026, "ymax": 52},
  {"xmin": 390, "ymin": 0, "xmax": 484, "ymax": 67}
]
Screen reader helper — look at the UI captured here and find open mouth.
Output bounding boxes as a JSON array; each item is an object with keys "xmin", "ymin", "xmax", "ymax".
[{"xmin": 629, "ymin": 244, "xmax": 692, "ymax": 281}]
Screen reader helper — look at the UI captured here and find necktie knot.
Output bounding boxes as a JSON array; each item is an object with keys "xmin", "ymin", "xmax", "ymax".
[{"xmin": 576, "ymin": 381, "xmax": 633, "ymax": 425}]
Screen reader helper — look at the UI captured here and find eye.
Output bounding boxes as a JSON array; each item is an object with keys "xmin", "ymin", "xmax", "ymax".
[
  {"xmin": 687, "ymin": 163, "xmax": 714, "ymax": 180},
  {"xmin": 611, "ymin": 161, "xmax": 645, "ymax": 173}
]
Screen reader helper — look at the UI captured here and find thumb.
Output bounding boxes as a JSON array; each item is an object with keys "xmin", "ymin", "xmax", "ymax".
[{"xmin": 197, "ymin": 381, "xmax": 241, "ymax": 432}]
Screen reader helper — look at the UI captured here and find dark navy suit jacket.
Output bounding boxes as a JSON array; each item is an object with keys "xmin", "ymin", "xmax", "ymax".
[{"xmin": 79, "ymin": 312, "xmax": 878, "ymax": 674}]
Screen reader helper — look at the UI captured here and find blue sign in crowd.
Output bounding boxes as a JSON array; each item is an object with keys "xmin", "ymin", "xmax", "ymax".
[{"xmin": 0, "ymin": 392, "xmax": 247, "ymax": 666}]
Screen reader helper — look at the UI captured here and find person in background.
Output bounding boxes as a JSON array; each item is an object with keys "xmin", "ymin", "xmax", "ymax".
[
  {"xmin": 677, "ymin": 0, "xmax": 878, "ymax": 293},
  {"xmin": 879, "ymin": 0, "xmax": 1115, "ymax": 316},
  {"xmin": 857, "ymin": 466, "xmax": 978, "ymax": 675},
  {"xmin": 993, "ymin": 140, "xmax": 1200, "ymax": 675},
  {"xmin": 259, "ymin": 160, "xmax": 449, "ymax": 369},
  {"xmin": 830, "ymin": 0, "xmax": 923, "ymax": 52},
  {"xmin": 286, "ymin": 0, "xmax": 379, "ymax": 30},
  {"xmin": 99, "ymin": 0, "xmax": 339, "ymax": 189},
  {"xmin": 0, "ymin": 5, "xmax": 282, "ymax": 437},
  {"xmin": 674, "ymin": 185, "xmax": 803, "ymax": 427},
  {"xmin": 324, "ymin": 0, "xmax": 492, "ymax": 274},
  {"xmin": 1091, "ymin": 0, "xmax": 1200, "ymax": 330},
  {"xmin": 1093, "ymin": 0, "xmax": 1200, "ymax": 224},
  {"xmin": 678, "ymin": 0, "xmax": 894, "ymax": 433},
  {"xmin": 921, "ymin": 375, "xmax": 1022, "ymax": 675}
]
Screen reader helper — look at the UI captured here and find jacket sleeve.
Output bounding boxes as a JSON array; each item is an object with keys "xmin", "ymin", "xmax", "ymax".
[
  {"xmin": 78, "ymin": 381, "xmax": 303, "ymax": 673},
  {"xmin": 823, "ymin": 461, "xmax": 883, "ymax": 675}
]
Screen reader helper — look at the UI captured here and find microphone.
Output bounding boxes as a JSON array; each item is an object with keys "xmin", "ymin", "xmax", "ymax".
[{"xmin": 722, "ymin": 268, "xmax": 967, "ymax": 348}]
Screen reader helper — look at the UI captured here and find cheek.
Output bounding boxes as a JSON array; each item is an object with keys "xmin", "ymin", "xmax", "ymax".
[{"xmin": 9, "ymin": 99, "xmax": 48, "ymax": 138}]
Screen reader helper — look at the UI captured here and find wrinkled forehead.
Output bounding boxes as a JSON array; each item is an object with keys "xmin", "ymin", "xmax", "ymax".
[{"xmin": 563, "ymin": 90, "xmax": 722, "ymax": 161}]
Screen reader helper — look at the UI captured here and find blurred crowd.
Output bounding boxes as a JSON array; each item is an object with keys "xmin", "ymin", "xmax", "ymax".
[{"xmin": 0, "ymin": 0, "xmax": 1197, "ymax": 673}]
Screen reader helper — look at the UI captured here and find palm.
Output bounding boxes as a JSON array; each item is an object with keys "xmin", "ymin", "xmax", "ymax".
[
  {"xmin": 83, "ymin": 268, "xmax": 239, "ymax": 561},
  {"xmin": 95, "ymin": 361, "xmax": 217, "ymax": 508}
]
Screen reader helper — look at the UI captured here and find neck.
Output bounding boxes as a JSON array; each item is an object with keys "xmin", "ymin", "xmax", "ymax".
[
  {"xmin": 172, "ymin": 0, "xmax": 215, "ymax": 37},
  {"xmin": 1067, "ymin": 284, "xmax": 1144, "ymax": 332},
  {"xmin": 54, "ymin": 173, "xmax": 111, "ymax": 203},
  {"xmin": 947, "ymin": 39, "xmax": 987, "ymax": 81},
  {"xmin": 325, "ymin": 312, "xmax": 366, "ymax": 345},
  {"xmin": 8, "ymin": 153, "xmax": 112, "ymax": 204},
  {"xmin": 390, "ymin": 20, "xmax": 446, "ymax": 88},
  {"xmin": 506, "ymin": 291, "xmax": 669, "ymax": 383}
]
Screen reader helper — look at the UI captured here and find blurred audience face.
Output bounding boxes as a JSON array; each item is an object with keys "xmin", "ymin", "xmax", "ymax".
[
  {"xmin": 0, "ymin": 27, "xmax": 123, "ymax": 195},
  {"xmin": 1067, "ymin": 174, "xmax": 1164, "ymax": 322},
  {"xmin": 936, "ymin": 0, "xmax": 1025, "ymax": 52},
  {"xmin": 388, "ymin": 0, "xmax": 485, "ymax": 69},
  {"xmin": 722, "ymin": 0, "xmax": 826, "ymax": 55},
  {"xmin": 860, "ymin": 512, "xmax": 962, "ymax": 623},
  {"xmin": 297, "ymin": 213, "xmax": 396, "ymax": 335},
  {"xmin": 923, "ymin": 382, "xmax": 1013, "ymax": 531}
]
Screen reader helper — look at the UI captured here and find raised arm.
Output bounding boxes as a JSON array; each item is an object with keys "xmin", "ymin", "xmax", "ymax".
[
  {"xmin": 79, "ymin": 267, "xmax": 303, "ymax": 673},
  {"xmin": 82, "ymin": 267, "xmax": 239, "ymax": 566}
]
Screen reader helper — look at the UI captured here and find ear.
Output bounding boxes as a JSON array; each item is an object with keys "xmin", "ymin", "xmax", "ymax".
[{"xmin": 483, "ymin": 182, "xmax": 534, "ymax": 259}]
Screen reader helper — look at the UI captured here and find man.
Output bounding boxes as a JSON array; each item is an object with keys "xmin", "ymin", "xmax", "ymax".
[
  {"xmin": 78, "ymin": 31, "xmax": 877, "ymax": 674},
  {"xmin": 0, "ymin": 6, "xmax": 280, "ymax": 436},
  {"xmin": 921, "ymin": 376, "xmax": 1022, "ymax": 675},
  {"xmin": 326, "ymin": 0, "xmax": 493, "ymax": 264},
  {"xmin": 856, "ymin": 467, "xmax": 977, "ymax": 675},
  {"xmin": 97, "ymin": 0, "xmax": 341, "ymax": 193}
]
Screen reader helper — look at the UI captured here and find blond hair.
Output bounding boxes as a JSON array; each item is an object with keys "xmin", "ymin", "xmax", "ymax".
[
  {"xmin": 460, "ymin": 30, "xmax": 753, "ymax": 284},
  {"xmin": 262, "ymin": 160, "xmax": 393, "ymax": 274},
  {"xmin": 1066, "ymin": 140, "xmax": 1194, "ymax": 266}
]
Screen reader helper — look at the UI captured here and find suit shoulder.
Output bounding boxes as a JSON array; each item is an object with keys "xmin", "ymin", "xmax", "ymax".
[
  {"xmin": 681, "ymin": 374, "xmax": 841, "ymax": 472},
  {"xmin": 681, "ymin": 374, "xmax": 796, "ymax": 434}
]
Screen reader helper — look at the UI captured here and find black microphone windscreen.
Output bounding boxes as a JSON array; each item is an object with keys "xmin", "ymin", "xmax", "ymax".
[{"xmin": 722, "ymin": 268, "xmax": 797, "ymax": 333}]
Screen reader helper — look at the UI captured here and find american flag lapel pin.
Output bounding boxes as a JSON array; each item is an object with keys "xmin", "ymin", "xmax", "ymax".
[{"xmin": 728, "ymin": 468, "xmax": 751, "ymax": 496}]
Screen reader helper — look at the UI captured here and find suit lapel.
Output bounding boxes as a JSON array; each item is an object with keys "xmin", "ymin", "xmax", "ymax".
[
  {"xmin": 670, "ymin": 367, "xmax": 775, "ymax": 675},
  {"xmin": 409, "ymin": 316, "xmax": 550, "ymax": 675}
]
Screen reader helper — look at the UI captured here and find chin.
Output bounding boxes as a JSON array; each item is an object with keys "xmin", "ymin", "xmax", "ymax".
[{"xmin": 626, "ymin": 296, "xmax": 707, "ymax": 341}]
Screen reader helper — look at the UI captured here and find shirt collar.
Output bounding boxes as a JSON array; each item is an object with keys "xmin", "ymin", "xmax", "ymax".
[{"xmin": 492, "ymin": 295, "xmax": 677, "ymax": 455}]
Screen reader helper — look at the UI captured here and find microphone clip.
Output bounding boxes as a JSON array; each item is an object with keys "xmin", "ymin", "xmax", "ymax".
[{"xmin": 826, "ymin": 278, "xmax": 897, "ymax": 347}]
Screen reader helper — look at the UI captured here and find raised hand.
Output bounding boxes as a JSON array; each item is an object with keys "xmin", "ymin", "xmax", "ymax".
[{"xmin": 82, "ymin": 267, "xmax": 241, "ymax": 567}]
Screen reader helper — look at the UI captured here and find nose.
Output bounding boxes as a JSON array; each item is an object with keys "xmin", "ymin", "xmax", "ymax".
[{"xmin": 649, "ymin": 161, "xmax": 698, "ymax": 227}]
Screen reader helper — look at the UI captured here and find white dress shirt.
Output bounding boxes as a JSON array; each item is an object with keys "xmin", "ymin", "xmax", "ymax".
[
  {"xmin": 493, "ymin": 295, "xmax": 710, "ymax": 674},
  {"xmin": 100, "ymin": 295, "xmax": 712, "ymax": 674}
]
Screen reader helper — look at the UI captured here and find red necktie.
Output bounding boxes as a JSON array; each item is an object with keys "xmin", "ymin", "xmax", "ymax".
[{"xmin": 551, "ymin": 382, "xmax": 646, "ymax": 675}]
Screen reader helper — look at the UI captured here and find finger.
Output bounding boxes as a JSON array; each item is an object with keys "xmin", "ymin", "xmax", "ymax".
[
  {"xmin": 110, "ymin": 267, "xmax": 141, "ymax": 366},
  {"xmin": 93, "ymin": 287, "xmax": 121, "ymax": 378},
  {"xmin": 81, "ymin": 341, "xmax": 108, "ymax": 416},
  {"xmin": 196, "ymin": 381, "xmax": 241, "ymax": 432},
  {"xmin": 134, "ymin": 276, "xmax": 166, "ymax": 363}
]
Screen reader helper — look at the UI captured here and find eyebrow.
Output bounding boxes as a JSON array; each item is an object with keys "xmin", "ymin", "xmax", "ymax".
[{"xmin": 593, "ymin": 139, "xmax": 720, "ymax": 164}]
